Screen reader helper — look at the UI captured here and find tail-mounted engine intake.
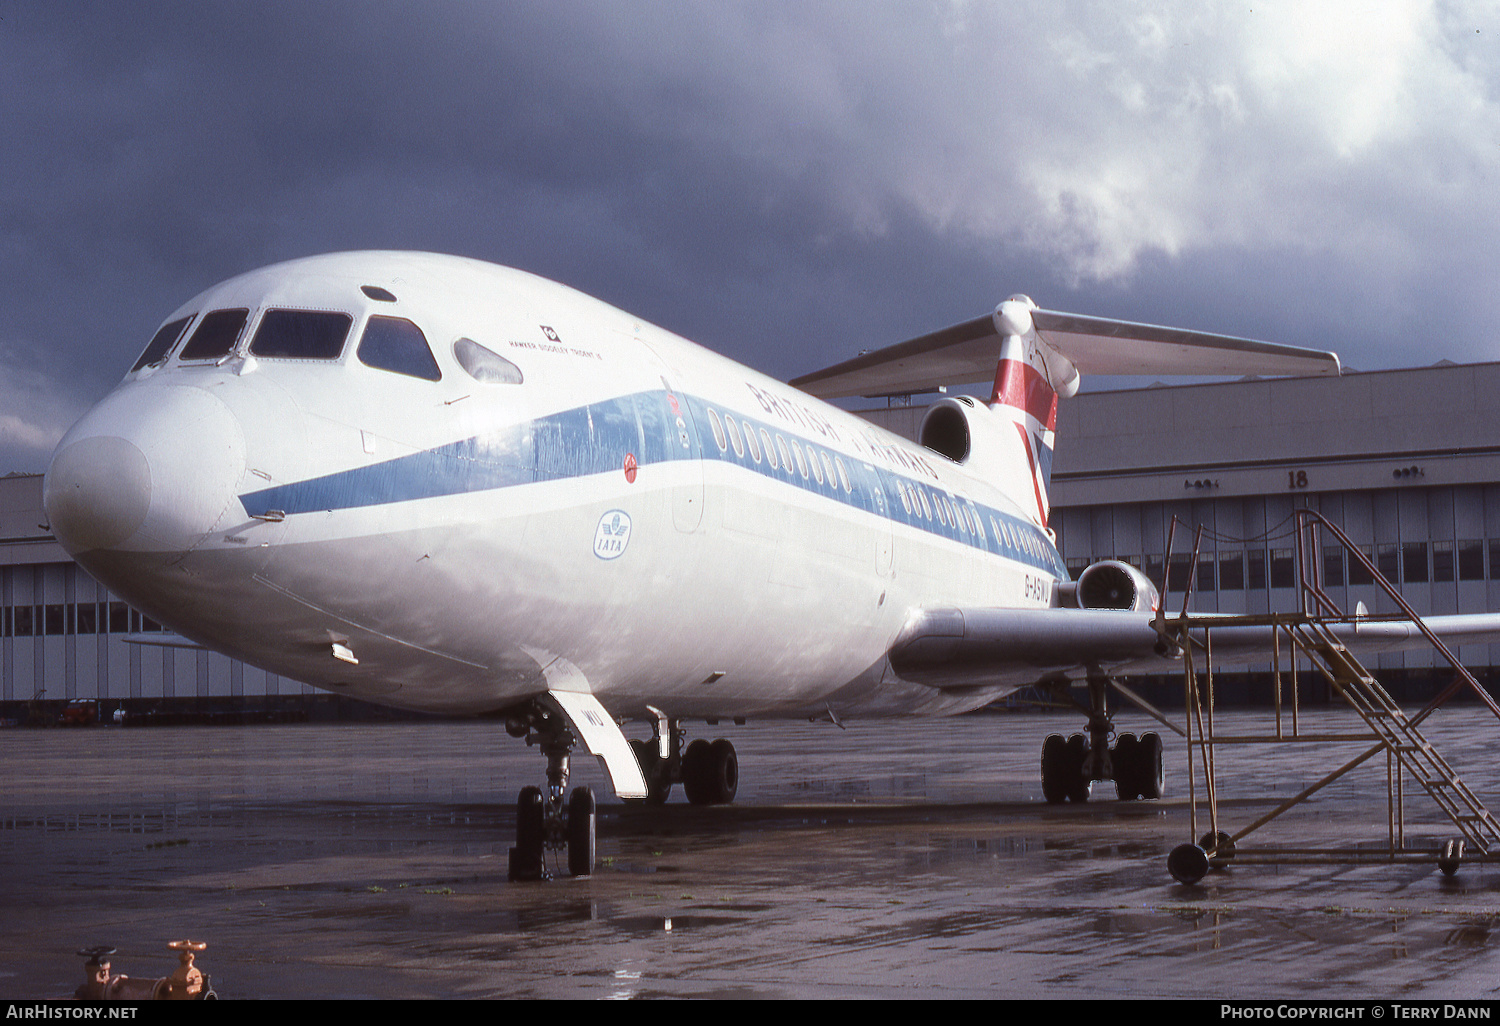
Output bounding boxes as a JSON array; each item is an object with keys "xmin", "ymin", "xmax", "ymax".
[
  {"xmin": 918, "ymin": 396, "xmax": 1017, "ymax": 483},
  {"xmin": 1075, "ymin": 560, "xmax": 1159, "ymax": 613}
]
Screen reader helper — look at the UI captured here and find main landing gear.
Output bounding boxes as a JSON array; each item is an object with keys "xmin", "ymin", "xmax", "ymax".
[
  {"xmin": 626, "ymin": 719, "xmax": 738, "ymax": 806},
  {"xmin": 505, "ymin": 701, "xmax": 597, "ymax": 881},
  {"xmin": 1039, "ymin": 674, "xmax": 1165, "ymax": 804}
]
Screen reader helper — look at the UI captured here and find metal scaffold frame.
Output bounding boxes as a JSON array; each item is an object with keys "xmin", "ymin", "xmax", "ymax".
[{"xmin": 1156, "ymin": 509, "xmax": 1500, "ymax": 885}]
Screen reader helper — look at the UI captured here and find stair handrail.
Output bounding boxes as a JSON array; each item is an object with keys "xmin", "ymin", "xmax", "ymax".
[{"xmin": 1293, "ymin": 508, "xmax": 1500, "ymax": 727}]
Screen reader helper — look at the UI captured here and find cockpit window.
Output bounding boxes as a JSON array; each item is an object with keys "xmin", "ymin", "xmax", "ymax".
[
  {"xmin": 132, "ymin": 315, "xmax": 193, "ymax": 372},
  {"xmin": 357, "ymin": 316, "xmax": 441, "ymax": 381},
  {"xmin": 250, "ymin": 309, "xmax": 353, "ymax": 359},
  {"xmin": 178, "ymin": 309, "xmax": 249, "ymax": 361},
  {"xmin": 453, "ymin": 337, "xmax": 523, "ymax": 384}
]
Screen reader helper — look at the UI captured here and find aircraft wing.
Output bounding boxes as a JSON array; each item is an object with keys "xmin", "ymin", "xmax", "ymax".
[
  {"xmin": 790, "ymin": 308, "xmax": 1341, "ymax": 399},
  {"xmin": 890, "ymin": 607, "xmax": 1500, "ymax": 690}
]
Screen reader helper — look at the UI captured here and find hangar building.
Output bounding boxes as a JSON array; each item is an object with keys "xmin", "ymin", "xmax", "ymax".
[{"xmin": 4, "ymin": 360, "xmax": 1500, "ymax": 715}]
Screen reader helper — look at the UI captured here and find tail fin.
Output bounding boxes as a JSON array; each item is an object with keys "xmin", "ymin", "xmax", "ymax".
[
  {"xmin": 790, "ymin": 297, "xmax": 1340, "ymax": 527},
  {"xmin": 989, "ymin": 301, "xmax": 1061, "ymax": 526}
]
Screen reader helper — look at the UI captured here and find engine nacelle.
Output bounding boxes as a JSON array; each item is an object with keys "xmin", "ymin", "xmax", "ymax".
[
  {"xmin": 918, "ymin": 396, "xmax": 1016, "ymax": 483},
  {"xmin": 1074, "ymin": 560, "xmax": 1159, "ymax": 613}
]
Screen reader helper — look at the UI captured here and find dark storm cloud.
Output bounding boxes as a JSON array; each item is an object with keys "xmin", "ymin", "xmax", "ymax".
[{"xmin": 3, "ymin": 1, "xmax": 1499, "ymax": 471}]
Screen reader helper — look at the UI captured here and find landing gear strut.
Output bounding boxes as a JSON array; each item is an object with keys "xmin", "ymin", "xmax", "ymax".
[
  {"xmin": 1039, "ymin": 673, "xmax": 1164, "ymax": 804},
  {"xmin": 505, "ymin": 700, "xmax": 596, "ymax": 881},
  {"xmin": 625, "ymin": 718, "xmax": 738, "ymax": 806}
]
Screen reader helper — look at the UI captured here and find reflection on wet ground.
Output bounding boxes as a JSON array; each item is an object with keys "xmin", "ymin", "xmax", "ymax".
[{"xmin": 3, "ymin": 710, "xmax": 1500, "ymax": 998}]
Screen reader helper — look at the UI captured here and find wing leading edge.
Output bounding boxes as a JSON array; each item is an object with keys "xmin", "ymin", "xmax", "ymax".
[{"xmin": 890, "ymin": 607, "xmax": 1500, "ymax": 690}]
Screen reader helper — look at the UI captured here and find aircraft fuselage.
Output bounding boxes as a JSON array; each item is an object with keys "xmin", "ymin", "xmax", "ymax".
[{"xmin": 45, "ymin": 252, "xmax": 1063, "ymax": 722}]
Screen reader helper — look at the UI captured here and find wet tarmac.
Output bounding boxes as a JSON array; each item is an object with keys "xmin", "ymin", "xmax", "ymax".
[{"xmin": 3, "ymin": 708, "xmax": 1500, "ymax": 999}]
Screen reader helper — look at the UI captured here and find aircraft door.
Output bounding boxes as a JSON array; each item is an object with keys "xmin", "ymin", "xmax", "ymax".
[{"xmin": 635, "ymin": 339, "xmax": 705, "ymax": 534}]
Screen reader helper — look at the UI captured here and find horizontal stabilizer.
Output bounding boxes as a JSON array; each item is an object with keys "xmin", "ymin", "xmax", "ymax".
[{"xmin": 791, "ymin": 306, "xmax": 1341, "ymax": 399}]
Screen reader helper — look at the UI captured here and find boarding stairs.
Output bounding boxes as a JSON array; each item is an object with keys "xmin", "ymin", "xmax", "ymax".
[
  {"xmin": 1291, "ymin": 618, "xmax": 1500, "ymax": 853},
  {"xmin": 1152, "ymin": 509, "xmax": 1500, "ymax": 883}
]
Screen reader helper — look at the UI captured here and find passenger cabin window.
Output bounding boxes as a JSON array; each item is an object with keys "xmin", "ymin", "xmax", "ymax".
[
  {"xmin": 251, "ymin": 310, "xmax": 353, "ymax": 360},
  {"xmin": 178, "ymin": 309, "xmax": 249, "ymax": 361},
  {"xmin": 357, "ymin": 317, "xmax": 441, "ymax": 380},
  {"xmin": 132, "ymin": 315, "xmax": 194, "ymax": 371},
  {"xmin": 452, "ymin": 337, "xmax": 519, "ymax": 384}
]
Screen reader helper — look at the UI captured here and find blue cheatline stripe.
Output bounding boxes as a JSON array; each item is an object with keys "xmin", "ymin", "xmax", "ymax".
[{"xmin": 238, "ymin": 388, "xmax": 1067, "ymax": 578}]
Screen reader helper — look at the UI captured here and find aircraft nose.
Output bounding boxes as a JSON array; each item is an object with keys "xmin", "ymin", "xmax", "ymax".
[{"xmin": 44, "ymin": 385, "xmax": 247, "ymax": 559}]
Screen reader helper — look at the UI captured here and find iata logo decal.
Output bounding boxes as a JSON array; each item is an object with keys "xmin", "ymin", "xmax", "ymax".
[{"xmin": 593, "ymin": 509, "xmax": 632, "ymax": 560}]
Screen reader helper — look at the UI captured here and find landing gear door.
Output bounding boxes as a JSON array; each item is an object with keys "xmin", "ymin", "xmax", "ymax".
[{"xmin": 544, "ymin": 689, "xmax": 649, "ymax": 800}]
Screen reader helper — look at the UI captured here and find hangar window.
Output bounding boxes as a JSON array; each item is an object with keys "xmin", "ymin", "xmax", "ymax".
[
  {"xmin": 132, "ymin": 315, "xmax": 194, "ymax": 371},
  {"xmin": 450, "ymin": 336, "xmax": 521, "ymax": 384},
  {"xmin": 725, "ymin": 415, "xmax": 744, "ymax": 457},
  {"xmin": 12, "ymin": 606, "xmax": 33, "ymax": 637},
  {"xmin": 1377, "ymin": 543, "xmax": 1399, "ymax": 582},
  {"xmin": 179, "ymin": 308, "xmax": 249, "ymax": 361},
  {"xmin": 707, "ymin": 409, "xmax": 727, "ymax": 451},
  {"xmin": 1270, "ymin": 549, "xmax": 1295, "ymax": 588},
  {"xmin": 1349, "ymin": 547, "xmax": 1375, "ymax": 585},
  {"xmin": 1322, "ymin": 546, "xmax": 1345, "ymax": 587},
  {"xmin": 1433, "ymin": 540, "xmax": 1455, "ymax": 582},
  {"xmin": 1197, "ymin": 556, "xmax": 1216, "ymax": 593},
  {"xmin": 1459, "ymin": 539, "xmax": 1485, "ymax": 580},
  {"xmin": 1402, "ymin": 542, "xmax": 1429, "ymax": 583},
  {"xmin": 1247, "ymin": 550, "xmax": 1267, "ymax": 590},
  {"xmin": 252, "ymin": 310, "xmax": 353, "ymax": 360}
]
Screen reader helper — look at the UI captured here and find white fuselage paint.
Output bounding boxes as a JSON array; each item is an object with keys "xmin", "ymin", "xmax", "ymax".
[{"xmin": 47, "ymin": 253, "xmax": 1063, "ymax": 722}]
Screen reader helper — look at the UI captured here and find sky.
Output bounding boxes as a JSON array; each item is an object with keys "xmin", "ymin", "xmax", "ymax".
[{"xmin": 3, "ymin": 0, "xmax": 1499, "ymax": 474}]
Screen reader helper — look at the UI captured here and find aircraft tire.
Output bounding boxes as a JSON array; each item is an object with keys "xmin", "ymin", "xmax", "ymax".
[
  {"xmin": 681, "ymin": 739, "xmax": 712, "ymax": 805},
  {"xmin": 1139, "ymin": 732, "xmax": 1165, "ymax": 800},
  {"xmin": 1041, "ymin": 734, "xmax": 1069, "ymax": 804},
  {"xmin": 567, "ymin": 786, "xmax": 596, "ymax": 877},
  {"xmin": 509, "ymin": 785, "xmax": 546, "ymax": 882},
  {"xmin": 708, "ymin": 738, "xmax": 738, "ymax": 804},
  {"xmin": 1113, "ymin": 733, "xmax": 1140, "ymax": 801},
  {"xmin": 682, "ymin": 738, "xmax": 737, "ymax": 805},
  {"xmin": 1065, "ymin": 733, "xmax": 1092, "ymax": 802}
]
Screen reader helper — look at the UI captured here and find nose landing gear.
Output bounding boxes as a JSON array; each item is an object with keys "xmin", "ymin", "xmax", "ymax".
[{"xmin": 505, "ymin": 702, "xmax": 596, "ymax": 882}]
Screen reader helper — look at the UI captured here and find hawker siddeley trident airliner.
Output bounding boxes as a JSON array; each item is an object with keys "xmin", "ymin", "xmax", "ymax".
[{"xmin": 40, "ymin": 251, "xmax": 1500, "ymax": 879}]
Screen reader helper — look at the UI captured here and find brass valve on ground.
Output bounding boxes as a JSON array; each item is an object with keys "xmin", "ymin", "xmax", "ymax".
[{"xmin": 75, "ymin": 940, "xmax": 216, "ymax": 1000}]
